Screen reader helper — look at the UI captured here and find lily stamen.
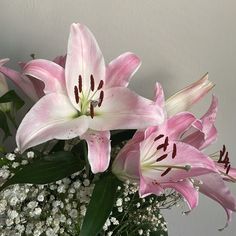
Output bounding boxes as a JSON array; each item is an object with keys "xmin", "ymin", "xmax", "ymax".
[
  {"xmin": 78, "ymin": 75, "xmax": 83, "ymax": 92},
  {"xmin": 97, "ymin": 80, "xmax": 104, "ymax": 90},
  {"xmin": 90, "ymin": 74, "xmax": 95, "ymax": 91},
  {"xmin": 98, "ymin": 90, "xmax": 104, "ymax": 107},
  {"xmin": 90, "ymin": 103, "xmax": 94, "ymax": 119},
  {"xmin": 74, "ymin": 85, "xmax": 79, "ymax": 104}
]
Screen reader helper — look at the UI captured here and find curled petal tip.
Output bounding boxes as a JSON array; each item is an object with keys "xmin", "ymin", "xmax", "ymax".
[
  {"xmin": 166, "ymin": 74, "xmax": 215, "ymax": 116},
  {"xmin": 0, "ymin": 58, "xmax": 10, "ymax": 66}
]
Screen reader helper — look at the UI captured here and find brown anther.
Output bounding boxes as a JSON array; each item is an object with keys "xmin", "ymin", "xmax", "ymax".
[
  {"xmin": 97, "ymin": 80, "xmax": 104, "ymax": 90},
  {"xmin": 98, "ymin": 90, "xmax": 104, "ymax": 107},
  {"xmin": 78, "ymin": 75, "xmax": 83, "ymax": 92},
  {"xmin": 156, "ymin": 154, "xmax": 168, "ymax": 162},
  {"xmin": 154, "ymin": 134, "xmax": 164, "ymax": 142},
  {"xmin": 172, "ymin": 143, "xmax": 177, "ymax": 159},
  {"xmin": 161, "ymin": 167, "xmax": 172, "ymax": 177},
  {"xmin": 156, "ymin": 137, "xmax": 169, "ymax": 152},
  {"xmin": 74, "ymin": 86, "xmax": 79, "ymax": 104},
  {"xmin": 90, "ymin": 74, "xmax": 95, "ymax": 91},
  {"xmin": 226, "ymin": 164, "xmax": 231, "ymax": 175},
  {"xmin": 90, "ymin": 103, "xmax": 94, "ymax": 119}
]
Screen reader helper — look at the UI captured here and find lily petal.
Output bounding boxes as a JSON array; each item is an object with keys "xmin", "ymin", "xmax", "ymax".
[
  {"xmin": 154, "ymin": 82, "xmax": 165, "ymax": 112},
  {"xmin": 53, "ymin": 55, "xmax": 67, "ymax": 68},
  {"xmin": 81, "ymin": 130, "xmax": 111, "ymax": 174},
  {"xmin": 89, "ymin": 87, "xmax": 164, "ymax": 130},
  {"xmin": 166, "ymin": 73, "xmax": 214, "ymax": 117},
  {"xmin": 16, "ymin": 93, "xmax": 89, "ymax": 152},
  {"xmin": 165, "ymin": 112, "xmax": 196, "ymax": 140},
  {"xmin": 65, "ymin": 23, "xmax": 105, "ymax": 108},
  {"xmin": 139, "ymin": 175, "xmax": 163, "ymax": 197},
  {"xmin": 0, "ymin": 59, "xmax": 40, "ymax": 101},
  {"xmin": 105, "ymin": 52, "xmax": 141, "ymax": 88},
  {"xmin": 197, "ymin": 173, "xmax": 236, "ymax": 229},
  {"xmin": 182, "ymin": 96, "xmax": 218, "ymax": 150},
  {"xmin": 161, "ymin": 179, "xmax": 199, "ymax": 210},
  {"xmin": 23, "ymin": 59, "xmax": 66, "ymax": 94}
]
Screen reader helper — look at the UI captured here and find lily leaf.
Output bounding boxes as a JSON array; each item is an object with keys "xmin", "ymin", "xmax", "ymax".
[
  {"xmin": 0, "ymin": 90, "xmax": 24, "ymax": 112},
  {"xmin": 79, "ymin": 174, "xmax": 121, "ymax": 236},
  {"xmin": 0, "ymin": 110, "xmax": 11, "ymax": 140},
  {"xmin": 0, "ymin": 151, "xmax": 85, "ymax": 191}
]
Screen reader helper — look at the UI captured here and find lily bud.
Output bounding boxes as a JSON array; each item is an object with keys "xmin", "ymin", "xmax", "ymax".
[
  {"xmin": 0, "ymin": 73, "xmax": 11, "ymax": 112},
  {"xmin": 166, "ymin": 73, "xmax": 214, "ymax": 117}
]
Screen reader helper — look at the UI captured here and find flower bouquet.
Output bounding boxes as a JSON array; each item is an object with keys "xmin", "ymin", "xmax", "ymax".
[{"xmin": 0, "ymin": 23, "xmax": 235, "ymax": 236}]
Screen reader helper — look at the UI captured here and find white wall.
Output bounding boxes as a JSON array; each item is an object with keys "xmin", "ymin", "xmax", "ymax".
[{"xmin": 0, "ymin": 1, "xmax": 235, "ymax": 235}]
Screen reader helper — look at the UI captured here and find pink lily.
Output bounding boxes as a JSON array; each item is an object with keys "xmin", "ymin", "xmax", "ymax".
[
  {"xmin": 112, "ymin": 83, "xmax": 219, "ymax": 210},
  {"xmin": 179, "ymin": 93, "xmax": 236, "ymax": 228},
  {"xmin": 16, "ymin": 23, "xmax": 164, "ymax": 173}
]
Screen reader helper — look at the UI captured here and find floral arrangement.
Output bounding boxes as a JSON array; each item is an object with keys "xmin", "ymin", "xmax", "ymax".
[{"xmin": 0, "ymin": 23, "xmax": 235, "ymax": 236}]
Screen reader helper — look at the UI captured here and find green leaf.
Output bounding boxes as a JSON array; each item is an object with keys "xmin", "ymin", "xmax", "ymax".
[
  {"xmin": 111, "ymin": 130, "xmax": 136, "ymax": 146},
  {"xmin": 0, "ymin": 110, "xmax": 11, "ymax": 140},
  {"xmin": 0, "ymin": 151, "xmax": 85, "ymax": 191},
  {"xmin": 0, "ymin": 90, "xmax": 24, "ymax": 112},
  {"xmin": 80, "ymin": 174, "xmax": 121, "ymax": 236}
]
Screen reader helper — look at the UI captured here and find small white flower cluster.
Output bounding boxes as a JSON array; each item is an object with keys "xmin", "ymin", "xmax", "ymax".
[
  {"xmin": 101, "ymin": 180, "xmax": 168, "ymax": 236},
  {"xmin": 0, "ymin": 149, "xmax": 174, "ymax": 236},
  {"xmin": 0, "ymin": 151, "xmax": 94, "ymax": 236}
]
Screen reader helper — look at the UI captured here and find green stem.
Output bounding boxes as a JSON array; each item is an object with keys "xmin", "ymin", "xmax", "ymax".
[{"xmin": 82, "ymin": 141, "xmax": 90, "ymax": 176}]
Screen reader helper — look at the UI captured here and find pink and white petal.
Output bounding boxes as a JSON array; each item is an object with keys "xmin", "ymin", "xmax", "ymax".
[
  {"xmin": 65, "ymin": 23, "xmax": 105, "ymax": 108},
  {"xmin": 161, "ymin": 179, "xmax": 199, "ymax": 210},
  {"xmin": 153, "ymin": 82, "xmax": 165, "ymax": 112},
  {"xmin": 89, "ymin": 87, "xmax": 164, "ymax": 130},
  {"xmin": 23, "ymin": 59, "xmax": 66, "ymax": 94},
  {"xmin": 113, "ymin": 149, "xmax": 141, "ymax": 182},
  {"xmin": 166, "ymin": 73, "xmax": 214, "ymax": 117},
  {"xmin": 0, "ymin": 73, "xmax": 9, "ymax": 95},
  {"xmin": 16, "ymin": 93, "xmax": 89, "ymax": 153},
  {"xmin": 0, "ymin": 58, "xmax": 10, "ymax": 66},
  {"xmin": 81, "ymin": 130, "xmax": 110, "ymax": 174},
  {"xmin": 182, "ymin": 96, "xmax": 218, "ymax": 150},
  {"xmin": 197, "ymin": 173, "xmax": 236, "ymax": 228},
  {"xmin": 0, "ymin": 64, "xmax": 40, "ymax": 101},
  {"xmin": 139, "ymin": 175, "xmax": 164, "ymax": 198},
  {"xmin": 105, "ymin": 52, "xmax": 141, "ymax": 89},
  {"xmin": 166, "ymin": 112, "xmax": 196, "ymax": 140},
  {"xmin": 53, "ymin": 55, "xmax": 67, "ymax": 68}
]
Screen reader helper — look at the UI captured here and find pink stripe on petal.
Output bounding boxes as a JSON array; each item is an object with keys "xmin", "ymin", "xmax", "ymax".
[
  {"xmin": 105, "ymin": 52, "xmax": 141, "ymax": 89},
  {"xmin": 65, "ymin": 23, "xmax": 105, "ymax": 108}
]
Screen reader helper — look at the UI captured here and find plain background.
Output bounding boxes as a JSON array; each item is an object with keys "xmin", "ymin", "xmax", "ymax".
[{"xmin": 0, "ymin": 1, "xmax": 236, "ymax": 235}]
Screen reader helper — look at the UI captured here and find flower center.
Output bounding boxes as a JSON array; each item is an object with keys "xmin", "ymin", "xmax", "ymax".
[
  {"xmin": 141, "ymin": 134, "xmax": 191, "ymax": 177},
  {"xmin": 73, "ymin": 74, "xmax": 104, "ymax": 119}
]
